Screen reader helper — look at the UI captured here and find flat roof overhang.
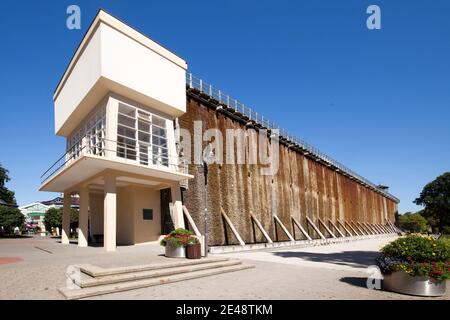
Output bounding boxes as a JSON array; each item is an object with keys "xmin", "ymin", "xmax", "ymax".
[{"xmin": 39, "ymin": 155, "xmax": 193, "ymax": 192}]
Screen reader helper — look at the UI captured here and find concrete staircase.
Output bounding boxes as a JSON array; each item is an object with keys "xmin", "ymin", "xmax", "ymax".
[{"xmin": 59, "ymin": 258, "xmax": 254, "ymax": 300}]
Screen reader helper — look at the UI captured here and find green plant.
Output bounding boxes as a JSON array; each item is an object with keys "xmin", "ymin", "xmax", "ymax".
[
  {"xmin": 0, "ymin": 206, "xmax": 24, "ymax": 234},
  {"xmin": 187, "ymin": 237, "xmax": 200, "ymax": 245},
  {"xmin": 398, "ymin": 212, "xmax": 429, "ymax": 233},
  {"xmin": 376, "ymin": 234, "xmax": 450, "ymax": 280},
  {"xmin": 43, "ymin": 207, "xmax": 79, "ymax": 233},
  {"xmin": 160, "ymin": 228, "xmax": 195, "ymax": 248},
  {"xmin": 414, "ymin": 172, "xmax": 450, "ymax": 233}
]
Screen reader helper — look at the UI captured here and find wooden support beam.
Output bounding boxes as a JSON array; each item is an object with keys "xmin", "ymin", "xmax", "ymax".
[
  {"xmin": 338, "ymin": 220, "xmax": 353, "ymax": 236},
  {"xmin": 374, "ymin": 224, "xmax": 385, "ymax": 234},
  {"xmin": 351, "ymin": 221, "xmax": 367, "ymax": 235},
  {"xmin": 387, "ymin": 221, "xmax": 398, "ymax": 233},
  {"xmin": 291, "ymin": 216, "xmax": 312, "ymax": 240},
  {"xmin": 182, "ymin": 206, "xmax": 201, "ymax": 237},
  {"xmin": 250, "ymin": 212, "xmax": 273, "ymax": 244},
  {"xmin": 220, "ymin": 207, "xmax": 245, "ymax": 246},
  {"xmin": 371, "ymin": 223, "xmax": 382, "ymax": 234},
  {"xmin": 273, "ymin": 215, "xmax": 295, "ymax": 241},
  {"xmin": 359, "ymin": 222, "xmax": 373, "ymax": 235},
  {"xmin": 328, "ymin": 219, "xmax": 345, "ymax": 237},
  {"xmin": 318, "ymin": 218, "xmax": 336, "ymax": 238},
  {"xmin": 383, "ymin": 221, "xmax": 393, "ymax": 233},
  {"xmin": 381, "ymin": 224, "xmax": 390, "ymax": 233},
  {"xmin": 345, "ymin": 221, "xmax": 360, "ymax": 236},
  {"xmin": 364, "ymin": 222, "xmax": 377, "ymax": 235},
  {"xmin": 359, "ymin": 222, "xmax": 374, "ymax": 235},
  {"xmin": 371, "ymin": 224, "xmax": 382, "ymax": 234},
  {"xmin": 306, "ymin": 216, "xmax": 326, "ymax": 239}
]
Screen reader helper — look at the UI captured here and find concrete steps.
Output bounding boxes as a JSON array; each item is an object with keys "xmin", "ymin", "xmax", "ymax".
[{"xmin": 59, "ymin": 258, "xmax": 254, "ymax": 300}]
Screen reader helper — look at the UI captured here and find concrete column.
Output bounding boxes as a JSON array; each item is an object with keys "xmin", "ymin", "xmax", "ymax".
[
  {"xmin": 104, "ymin": 174, "xmax": 117, "ymax": 251},
  {"xmin": 170, "ymin": 184, "xmax": 185, "ymax": 229},
  {"xmin": 105, "ymin": 97, "xmax": 118, "ymax": 159},
  {"xmin": 78, "ymin": 187, "xmax": 89, "ymax": 247},
  {"xmin": 62, "ymin": 192, "xmax": 71, "ymax": 245}
]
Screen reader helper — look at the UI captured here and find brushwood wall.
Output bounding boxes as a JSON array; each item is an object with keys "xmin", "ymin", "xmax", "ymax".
[{"xmin": 179, "ymin": 95, "xmax": 398, "ymax": 246}]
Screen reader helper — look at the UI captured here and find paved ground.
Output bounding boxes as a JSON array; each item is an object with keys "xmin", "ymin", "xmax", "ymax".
[{"xmin": 0, "ymin": 235, "xmax": 448, "ymax": 300}]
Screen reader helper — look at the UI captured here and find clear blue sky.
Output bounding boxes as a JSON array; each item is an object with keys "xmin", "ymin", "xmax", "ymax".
[{"xmin": 0, "ymin": 0, "xmax": 449, "ymax": 213}]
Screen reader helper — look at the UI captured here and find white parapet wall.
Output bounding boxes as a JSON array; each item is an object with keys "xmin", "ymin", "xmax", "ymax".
[{"xmin": 54, "ymin": 10, "xmax": 187, "ymax": 137}]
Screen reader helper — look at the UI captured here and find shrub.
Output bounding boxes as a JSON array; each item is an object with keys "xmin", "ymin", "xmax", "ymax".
[
  {"xmin": 398, "ymin": 212, "xmax": 429, "ymax": 233},
  {"xmin": 160, "ymin": 228, "xmax": 195, "ymax": 248},
  {"xmin": 376, "ymin": 234, "xmax": 450, "ymax": 280},
  {"xmin": 187, "ymin": 237, "xmax": 200, "ymax": 245},
  {"xmin": 0, "ymin": 206, "xmax": 25, "ymax": 234}
]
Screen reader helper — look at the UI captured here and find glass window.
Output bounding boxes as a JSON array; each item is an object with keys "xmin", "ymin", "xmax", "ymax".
[
  {"xmin": 153, "ymin": 116, "xmax": 165, "ymax": 128},
  {"xmin": 118, "ymin": 126, "xmax": 135, "ymax": 139},
  {"xmin": 116, "ymin": 103, "xmax": 168, "ymax": 167},
  {"xmin": 152, "ymin": 126, "xmax": 166, "ymax": 138},
  {"xmin": 118, "ymin": 114, "xmax": 135, "ymax": 128},
  {"xmin": 138, "ymin": 132, "xmax": 150, "ymax": 144},
  {"xmin": 152, "ymin": 136, "xmax": 167, "ymax": 148},
  {"xmin": 138, "ymin": 119, "xmax": 150, "ymax": 132}
]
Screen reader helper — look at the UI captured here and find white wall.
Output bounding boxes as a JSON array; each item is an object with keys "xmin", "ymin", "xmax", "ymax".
[
  {"xmin": 54, "ymin": 16, "xmax": 186, "ymax": 137},
  {"xmin": 100, "ymin": 23, "xmax": 186, "ymax": 116},
  {"xmin": 54, "ymin": 26, "xmax": 102, "ymax": 136}
]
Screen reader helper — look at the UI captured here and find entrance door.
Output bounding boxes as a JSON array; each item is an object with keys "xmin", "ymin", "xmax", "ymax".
[{"xmin": 160, "ymin": 188, "xmax": 175, "ymax": 234}]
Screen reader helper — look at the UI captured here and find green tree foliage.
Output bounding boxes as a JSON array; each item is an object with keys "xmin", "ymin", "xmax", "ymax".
[
  {"xmin": 43, "ymin": 207, "xmax": 79, "ymax": 233},
  {"xmin": 0, "ymin": 206, "xmax": 25, "ymax": 234},
  {"xmin": 398, "ymin": 212, "xmax": 429, "ymax": 233},
  {"xmin": 0, "ymin": 164, "xmax": 16, "ymax": 205},
  {"xmin": 414, "ymin": 172, "xmax": 450, "ymax": 233}
]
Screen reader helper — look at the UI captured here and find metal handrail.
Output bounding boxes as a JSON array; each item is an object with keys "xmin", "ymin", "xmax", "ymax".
[
  {"xmin": 40, "ymin": 136, "xmax": 188, "ymax": 185},
  {"xmin": 186, "ymin": 73, "xmax": 399, "ymax": 202}
]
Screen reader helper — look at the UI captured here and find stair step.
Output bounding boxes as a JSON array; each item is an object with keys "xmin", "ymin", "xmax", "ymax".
[
  {"xmin": 77, "ymin": 260, "xmax": 243, "ymax": 288},
  {"xmin": 59, "ymin": 263, "xmax": 255, "ymax": 300},
  {"xmin": 78, "ymin": 257, "xmax": 230, "ymax": 277}
]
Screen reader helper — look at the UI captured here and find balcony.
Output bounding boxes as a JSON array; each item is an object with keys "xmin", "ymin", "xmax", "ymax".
[{"xmin": 39, "ymin": 135, "xmax": 192, "ymax": 192}]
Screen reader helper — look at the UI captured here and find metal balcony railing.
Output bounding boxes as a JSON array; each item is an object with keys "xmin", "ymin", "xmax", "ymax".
[
  {"xmin": 186, "ymin": 73, "xmax": 399, "ymax": 202},
  {"xmin": 40, "ymin": 135, "xmax": 188, "ymax": 185}
]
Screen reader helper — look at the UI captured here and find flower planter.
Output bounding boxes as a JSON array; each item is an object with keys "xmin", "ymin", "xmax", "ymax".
[
  {"xmin": 164, "ymin": 243, "xmax": 186, "ymax": 258},
  {"xmin": 383, "ymin": 271, "xmax": 446, "ymax": 297},
  {"xmin": 186, "ymin": 243, "xmax": 201, "ymax": 259}
]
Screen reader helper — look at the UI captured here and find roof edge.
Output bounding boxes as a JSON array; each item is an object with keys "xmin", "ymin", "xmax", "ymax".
[{"xmin": 53, "ymin": 9, "xmax": 187, "ymax": 101}]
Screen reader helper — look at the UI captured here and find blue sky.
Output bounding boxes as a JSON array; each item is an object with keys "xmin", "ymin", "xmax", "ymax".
[{"xmin": 0, "ymin": 0, "xmax": 449, "ymax": 213}]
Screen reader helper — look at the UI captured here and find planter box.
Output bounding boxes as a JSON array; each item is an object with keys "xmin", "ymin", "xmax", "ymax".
[
  {"xmin": 186, "ymin": 243, "xmax": 201, "ymax": 259},
  {"xmin": 383, "ymin": 271, "xmax": 446, "ymax": 297},
  {"xmin": 164, "ymin": 244, "xmax": 186, "ymax": 258}
]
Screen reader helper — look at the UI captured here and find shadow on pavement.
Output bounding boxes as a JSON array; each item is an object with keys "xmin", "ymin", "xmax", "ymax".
[
  {"xmin": 339, "ymin": 276, "xmax": 368, "ymax": 288},
  {"xmin": 271, "ymin": 250, "xmax": 378, "ymax": 268}
]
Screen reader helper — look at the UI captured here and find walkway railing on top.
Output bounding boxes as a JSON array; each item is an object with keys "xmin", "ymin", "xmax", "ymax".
[{"xmin": 186, "ymin": 73, "xmax": 399, "ymax": 202}]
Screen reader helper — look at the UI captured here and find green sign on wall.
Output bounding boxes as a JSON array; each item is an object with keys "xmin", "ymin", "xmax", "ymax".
[{"xmin": 143, "ymin": 209, "xmax": 153, "ymax": 220}]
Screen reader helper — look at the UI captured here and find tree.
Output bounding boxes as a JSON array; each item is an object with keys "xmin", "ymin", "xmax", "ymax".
[
  {"xmin": 0, "ymin": 164, "xmax": 16, "ymax": 206},
  {"xmin": 398, "ymin": 212, "xmax": 429, "ymax": 233},
  {"xmin": 43, "ymin": 207, "xmax": 79, "ymax": 235},
  {"xmin": 43, "ymin": 207, "xmax": 62, "ymax": 232},
  {"xmin": 414, "ymin": 172, "xmax": 450, "ymax": 233},
  {"xmin": 0, "ymin": 206, "xmax": 25, "ymax": 234}
]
